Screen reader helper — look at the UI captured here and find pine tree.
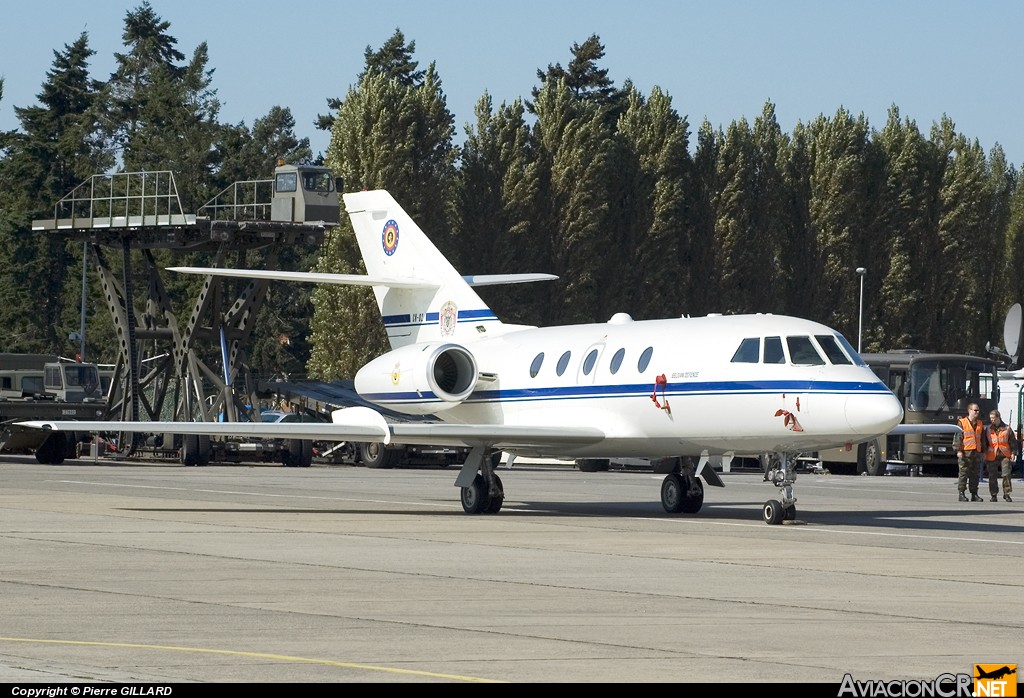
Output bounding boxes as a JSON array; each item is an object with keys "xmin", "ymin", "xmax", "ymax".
[
  {"xmin": 0, "ymin": 34, "xmax": 110, "ymax": 355},
  {"xmin": 614, "ymin": 85, "xmax": 692, "ymax": 318},
  {"xmin": 308, "ymin": 33, "xmax": 456, "ymax": 378}
]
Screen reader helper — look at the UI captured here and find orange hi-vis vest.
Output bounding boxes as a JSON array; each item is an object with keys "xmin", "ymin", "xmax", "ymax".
[
  {"xmin": 986, "ymin": 424, "xmax": 1013, "ymax": 461},
  {"xmin": 958, "ymin": 416, "xmax": 983, "ymax": 452}
]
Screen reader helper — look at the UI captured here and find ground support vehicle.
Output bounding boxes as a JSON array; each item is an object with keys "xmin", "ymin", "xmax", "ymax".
[
  {"xmin": 817, "ymin": 351, "xmax": 997, "ymax": 476},
  {"xmin": 0, "ymin": 354, "xmax": 108, "ymax": 464}
]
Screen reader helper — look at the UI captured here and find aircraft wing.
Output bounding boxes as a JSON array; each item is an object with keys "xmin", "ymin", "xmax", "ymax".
[
  {"xmin": 167, "ymin": 267, "xmax": 439, "ymax": 290},
  {"xmin": 18, "ymin": 406, "xmax": 606, "ymax": 450}
]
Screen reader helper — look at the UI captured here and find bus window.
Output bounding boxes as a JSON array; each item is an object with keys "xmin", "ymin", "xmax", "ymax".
[
  {"xmin": 910, "ymin": 361, "xmax": 947, "ymax": 411},
  {"xmin": 786, "ymin": 336, "xmax": 825, "ymax": 365}
]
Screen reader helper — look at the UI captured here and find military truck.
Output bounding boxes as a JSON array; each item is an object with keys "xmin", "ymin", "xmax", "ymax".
[{"xmin": 0, "ymin": 354, "xmax": 108, "ymax": 464}]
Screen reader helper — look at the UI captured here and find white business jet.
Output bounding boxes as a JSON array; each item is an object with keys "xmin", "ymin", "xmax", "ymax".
[{"xmin": 23, "ymin": 190, "xmax": 905, "ymax": 524}]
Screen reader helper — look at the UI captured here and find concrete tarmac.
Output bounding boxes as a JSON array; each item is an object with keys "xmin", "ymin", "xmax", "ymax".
[{"xmin": 0, "ymin": 456, "xmax": 1021, "ymax": 683}]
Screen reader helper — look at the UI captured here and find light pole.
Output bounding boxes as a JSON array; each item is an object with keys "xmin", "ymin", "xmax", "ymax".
[{"xmin": 856, "ymin": 267, "xmax": 867, "ymax": 353}]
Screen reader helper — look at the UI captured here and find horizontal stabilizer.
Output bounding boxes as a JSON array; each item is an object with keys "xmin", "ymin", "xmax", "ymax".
[
  {"xmin": 167, "ymin": 267, "xmax": 440, "ymax": 290},
  {"xmin": 463, "ymin": 273, "xmax": 558, "ymax": 286}
]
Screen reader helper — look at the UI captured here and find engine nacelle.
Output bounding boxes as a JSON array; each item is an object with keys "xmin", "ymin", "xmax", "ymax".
[{"xmin": 354, "ymin": 342, "xmax": 478, "ymax": 415}]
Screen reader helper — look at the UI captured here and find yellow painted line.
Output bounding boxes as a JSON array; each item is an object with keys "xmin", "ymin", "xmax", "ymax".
[{"xmin": 0, "ymin": 637, "xmax": 503, "ymax": 682}]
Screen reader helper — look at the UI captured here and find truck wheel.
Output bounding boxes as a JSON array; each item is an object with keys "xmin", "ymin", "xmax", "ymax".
[
  {"xmin": 576, "ymin": 458, "xmax": 610, "ymax": 473},
  {"xmin": 858, "ymin": 440, "xmax": 885, "ymax": 476},
  {"xmin": 360, "ymin": 442, "xmax": 402, "ymax": 469},
  {"xmin": 283, "ymin": 439, "xmax": 312, "ymax": 468},
  {"xmin": 35, "ymin": 432, "xmax": 66, "ymax": 465}
]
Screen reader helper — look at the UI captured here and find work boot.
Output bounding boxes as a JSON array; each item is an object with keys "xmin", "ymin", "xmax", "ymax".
[
  {"xmin": 971, "ymin": 493, "xmax": 983, "ymax": 502},
  {"xmin": 991, "ymin": 495, "xmax": 998, "ymax": 502},
  {"xmin": 959, "ymin": 492, "xmax": 968, "ymax": 502},
  {"xmin": 1005, "ymin": 494, "xmax": 1013, "ymax": 502}
]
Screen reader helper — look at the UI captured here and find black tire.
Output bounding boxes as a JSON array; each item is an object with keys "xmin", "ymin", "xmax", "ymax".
[
  {"xmin": 35, "ymin": 432, "xmax": 66, "ymax": 465},
  {"xmin": 661, "ymin": 473, "xmax": 685, "ymax": 513},
  {"xmin": 783, "ymin": 504, "xmax": 797, "ymax": 521},
  {"xmin": 484, "ymin": 474, "xmax": 504, "ymax": 514},
  {"xmin": 577, "ymin": 458, "xmax": 610, "ymax": 473},
  {"xmin": 858, "ymin": 440, "xmax": 885, "ymax": 476},
  {"xmin": 460, "ymin": 474, "xmax": 490, "ymax": 514},
  {"xmin": 360, "ymin": 442, "xmax": 402, "ymax": 469},
  {"xmin": 196, "ymin": 434, "xmax": 211, "ymax": 466},
  {"xmin": 681, "ymin": 477, "xmax": 704, "ymax": 514},
  {"xmin": 282, "ymin": 439, "xmax": 312, "ymax": 468},
  {"xmin": 181, "ymin": 434, "xmax": 200, "ymax": 466},
  {"xmin": 763, "ymin": 499, "xmax": 783, "ymax": 525}
]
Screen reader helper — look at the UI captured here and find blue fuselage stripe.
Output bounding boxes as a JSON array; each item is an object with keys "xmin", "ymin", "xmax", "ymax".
[
  {"xmin": 361, "ymin": 380, "xmax": 889, "ymax": 405},
  {"xmin": 382, "ymin": 309, "xmax": 498, "ymax": 327}
]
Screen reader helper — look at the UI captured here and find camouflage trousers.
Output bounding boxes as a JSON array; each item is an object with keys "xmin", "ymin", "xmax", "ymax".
[
  {"xmin": 985, "ymin": 457, "xmax": 1013, "ymax": 496},
  {"xmin": 958, "ymin": 452, "xmax": 981, "ymax": 494}
]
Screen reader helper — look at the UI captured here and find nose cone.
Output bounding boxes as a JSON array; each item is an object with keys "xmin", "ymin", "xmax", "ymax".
[{"xmin": 846, "ymin": 392, "xmax": 904, "ymax": 435}]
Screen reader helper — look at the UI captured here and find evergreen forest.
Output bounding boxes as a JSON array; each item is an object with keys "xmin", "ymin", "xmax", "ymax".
[{"xmin": 2, "ymin": 3, "xmax": 1022, "ymax": 381}]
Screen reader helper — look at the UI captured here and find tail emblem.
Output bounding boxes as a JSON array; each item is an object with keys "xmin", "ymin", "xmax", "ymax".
[
  {"xmin": 440, "ymin": 300, "xmax": 458, "ymax": 337},
  {"xmin": 382, "ymin": 219, "xmax": 400, "ymax": 256}
]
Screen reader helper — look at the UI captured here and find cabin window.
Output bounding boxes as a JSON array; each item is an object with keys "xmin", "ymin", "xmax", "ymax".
[
  {"xmin": 609, "ymin": 348, "xmax": 626, "ymax": 374},
  {"xmin": 23, "ymin": 376, "xmax": 43, "ymax": 393},
  {"xmin": 275, "ymin": 172, "xmax": 297, "ymax": 193},
  {"xmin": 764, "ymin": 336, "xmax": 785, "ymax": 364},
  {"xmin": 638, "ymin": 346, "xmax": 654, "ymax": 372},
  {"xmin": 583, "ymin": 349, "xmax": 599, "ymax": 375},
  {"xmin": 731, "ymin": 338, "xmax": 760, "ymax": 363},
  {"xmin": 530, "ymin": 352, "xmax": 545, "ymax": 378},
  {"xmin": 815, "ymin": 335, "xmax": 852, "ymax": 365},
  {"xmin": 556, "ymin": 351, "xmax": 572, "ymax": 376},
  {"xmin": 787, "ymin": 336, "xmax": 825, "ymax": 365}
]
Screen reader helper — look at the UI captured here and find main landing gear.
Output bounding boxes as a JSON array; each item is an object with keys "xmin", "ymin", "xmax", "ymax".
[
  {"xmin": 761, "ymin": 453, "xmax": 798, "ymax": 525},
  {"xmin": 456, "ymin": 447, "xmax": 504, "ymax": 514},
  {"xmin": 658, "ymin": 456, "xmax": 722, "ymax": 515}
]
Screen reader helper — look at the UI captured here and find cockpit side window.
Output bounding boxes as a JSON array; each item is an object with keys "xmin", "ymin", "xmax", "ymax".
[
  {"xmin": 731, "ymin": 338, "xmax": 760, "ymax": 363},
  {"xmin": 764, "ymin": 336, "xmax": 785, "ymax": 364},
  {"xmin": 787, "ymin": 336, "xmax": 825, "ymax": 365},
  {"xmin": 815, "ymin": 335, "xmax": 852, "ymax": 365}
]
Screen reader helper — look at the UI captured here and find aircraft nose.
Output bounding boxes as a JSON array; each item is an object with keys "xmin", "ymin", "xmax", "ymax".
[{"xmin": 846, "ymin": 392, "xmax": 904, "ymax": 435}]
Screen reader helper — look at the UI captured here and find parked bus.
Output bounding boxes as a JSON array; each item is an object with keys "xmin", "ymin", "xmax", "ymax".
[{"xmin": 818, "ymin": 351, "xmax": 998, "ymax": 475}]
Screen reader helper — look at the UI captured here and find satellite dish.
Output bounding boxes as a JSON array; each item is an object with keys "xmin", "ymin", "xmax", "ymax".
[{"xmin": 1003, "ymin": 303, "xmax": 1022, "ymax": 360}]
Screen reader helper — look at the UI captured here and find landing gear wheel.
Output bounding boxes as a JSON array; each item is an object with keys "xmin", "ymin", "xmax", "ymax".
[
  {"xmin": 681, "ymin": 478, "xmax": 704, "ymax": 514},
  {"xmin": 461, "ymin": 474, "xmax": 491, "ymax": 514},
  {"xmin": 763, "ymin": 499, "xmax": 784, "ymax": 525},
  {"xmin": 661, "ymin": 473, "xmax": 685, "ymax": 513},
  {"xmin": 783, "ymin": 504, "xmax": 796, "ymax": 521},
  {"xmin": 485, "ymin": 474, "xmax": 504, "ymax": 514}
]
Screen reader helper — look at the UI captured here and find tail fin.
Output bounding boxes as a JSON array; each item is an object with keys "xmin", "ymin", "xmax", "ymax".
[
  {"xmin": 343, "ymin": 190, "xmax": 502, "ymax": 348},
  {"xmin": 169, "ymin": 190, "xmax": 554, "ymax": 350}
]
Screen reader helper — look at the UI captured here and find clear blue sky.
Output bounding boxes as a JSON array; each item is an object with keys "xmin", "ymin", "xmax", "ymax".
[{"xmin": 2, "ymin": 1, "xmax": 1022, "ymax": 166}]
